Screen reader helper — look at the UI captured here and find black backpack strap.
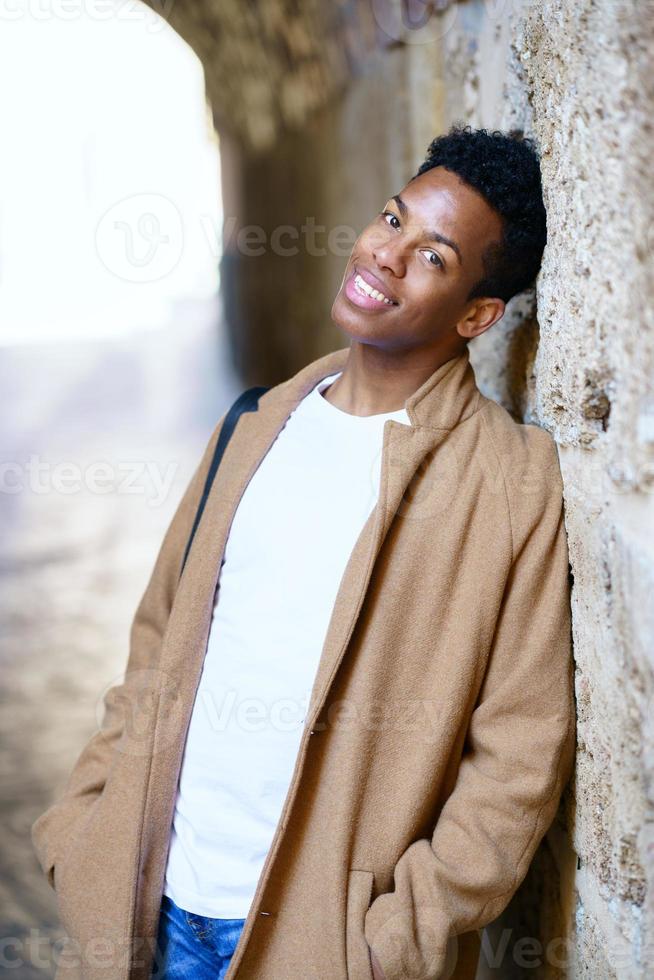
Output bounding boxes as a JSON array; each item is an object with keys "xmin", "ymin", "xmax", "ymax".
[{"xmin": 179, "ymin": 385, "xmax": 269, "ymax": 582}]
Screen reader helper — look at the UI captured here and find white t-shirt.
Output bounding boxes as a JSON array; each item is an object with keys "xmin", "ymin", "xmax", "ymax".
[{"xmin": 163, "ymin": 370, "xmax": 410, "ymax": 918}]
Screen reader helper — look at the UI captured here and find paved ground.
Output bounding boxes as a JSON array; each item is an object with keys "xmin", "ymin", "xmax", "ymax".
[{"xmin": 0, "ymin": 300, "xmax": 239, "ymax": 977}]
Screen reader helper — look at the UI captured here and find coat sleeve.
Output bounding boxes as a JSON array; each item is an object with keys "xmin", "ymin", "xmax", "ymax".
[
  {"xmin": 30, "ymin": 412, "xmax": 228, "ymax": 890},
  {"xmin": 363, "ymin": 429, "xmax": 577, "ymax": 980}
]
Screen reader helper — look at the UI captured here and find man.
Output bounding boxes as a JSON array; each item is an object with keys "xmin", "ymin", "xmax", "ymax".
[{"xmin": 32, "ymin": 124, "xmax": 576, "ymax": 980}]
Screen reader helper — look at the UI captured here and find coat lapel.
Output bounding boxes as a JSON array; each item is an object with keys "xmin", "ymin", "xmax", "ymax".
[{"xmin": 298, "ymin": 347, "xmax": 483, "ymax": 724}]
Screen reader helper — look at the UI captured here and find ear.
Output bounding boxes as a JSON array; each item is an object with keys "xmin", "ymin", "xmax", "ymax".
[{"xmin": 456, "ymin": 298, "xmax": 506, "ymax": 342}]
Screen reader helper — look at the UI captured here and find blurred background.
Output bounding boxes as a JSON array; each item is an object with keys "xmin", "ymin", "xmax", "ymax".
[{"xmin": 1, "ymin": 0, "xmax": 653, "ymax": 977}]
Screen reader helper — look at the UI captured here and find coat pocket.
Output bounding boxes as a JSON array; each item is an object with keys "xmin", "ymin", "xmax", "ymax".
[
  {"xmin": 47, "ymin": 793, "xmax": 102, "ymax": 893},
  {"xmin": 345, "ymin": 869, "xmax": 375, "ymax": 980}
]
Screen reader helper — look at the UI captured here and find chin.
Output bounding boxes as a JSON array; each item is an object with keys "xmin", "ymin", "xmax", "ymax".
[{"xmin": 330, "ymin": 291, "xmax": 391, "ymax": 347}]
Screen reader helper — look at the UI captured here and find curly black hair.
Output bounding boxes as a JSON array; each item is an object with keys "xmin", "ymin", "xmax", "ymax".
[{"xmin": 412, "ymin": 123, "xmax": 547, "ymax": 303}]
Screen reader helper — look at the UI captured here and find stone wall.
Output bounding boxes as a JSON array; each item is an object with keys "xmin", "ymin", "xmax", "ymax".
[
  {"xmin": 515, "ymin": 2, "xmax": 653, "ymax": 976},
  {"xmin": 146, "ymin": 0, "xmax": 654, "ymax": 974}
]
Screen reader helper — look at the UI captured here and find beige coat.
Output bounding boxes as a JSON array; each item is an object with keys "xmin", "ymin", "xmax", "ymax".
[{"xmin": 31, "ymin": 344, "xmax": 576, "ymax": 980}]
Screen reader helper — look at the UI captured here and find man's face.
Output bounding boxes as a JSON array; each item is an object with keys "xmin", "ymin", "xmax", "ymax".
[{"xmin": 331, "ymin": 165, "xmax": 506, "ymax": 352}]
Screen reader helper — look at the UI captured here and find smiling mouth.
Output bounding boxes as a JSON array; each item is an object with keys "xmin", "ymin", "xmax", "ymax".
[{"xmin": 352, "ymin": 269, "xmax": 398, "ymax": 306}]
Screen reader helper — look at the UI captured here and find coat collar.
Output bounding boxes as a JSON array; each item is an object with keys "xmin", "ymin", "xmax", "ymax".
[{"xmin": 260, "ymin": 343, "xmax": 482, "ymax": 431}]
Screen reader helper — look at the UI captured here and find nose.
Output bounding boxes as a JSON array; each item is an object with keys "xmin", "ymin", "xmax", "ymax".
[{"xmin": 372, "ymin": 232, "xmax": 406, "ymax": 277}]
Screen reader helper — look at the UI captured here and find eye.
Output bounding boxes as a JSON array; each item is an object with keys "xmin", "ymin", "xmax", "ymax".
[
  {"xmin": 381, "ymin": 210, "xmax": 400, "ymax": 230},
  {"xmin": 422, "ymin": 250, "xmax": 443, "ymax": 269}
]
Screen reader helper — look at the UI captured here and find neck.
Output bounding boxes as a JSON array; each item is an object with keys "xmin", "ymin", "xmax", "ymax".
[{"xmin": 322, "ymin": 339, "xmax": 468, "ymax": 417}]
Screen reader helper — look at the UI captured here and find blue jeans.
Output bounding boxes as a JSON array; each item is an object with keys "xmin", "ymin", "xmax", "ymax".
[{"xmin": 151, "ymin": 894, "xmax": 246, "ymax": 979}]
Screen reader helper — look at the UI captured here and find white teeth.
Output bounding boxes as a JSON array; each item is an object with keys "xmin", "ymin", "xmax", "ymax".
[{"xmin": 355, "ymin": 273, "xmax": 394, "ymax": 305}]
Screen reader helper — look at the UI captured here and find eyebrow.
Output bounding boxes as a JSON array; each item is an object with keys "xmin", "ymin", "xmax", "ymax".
[{"xmin": 391, "ymin": 194, "xmax": 463, "ymax": 265}]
